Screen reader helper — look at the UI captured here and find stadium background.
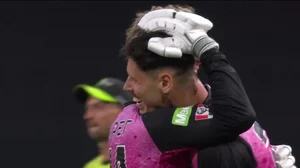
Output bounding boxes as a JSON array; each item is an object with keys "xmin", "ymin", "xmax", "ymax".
[{"xmin": 0, "ymin": 1, "xmax": 299, "ymax": 168}]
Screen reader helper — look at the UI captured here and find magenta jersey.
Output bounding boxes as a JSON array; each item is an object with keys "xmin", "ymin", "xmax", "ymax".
[
  {"xmin": 239, "ymin": 122, "xmax": 277, "ymax": 168},
  {"xmin": 108, "ymin": 104, "xmax": 193, "ymax": 168},
  {"xmin": 191, "ymin": 122, "xmax": 277, "ymax": 168}
]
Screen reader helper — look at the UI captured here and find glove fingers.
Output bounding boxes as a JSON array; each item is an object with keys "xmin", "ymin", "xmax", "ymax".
[
  {"xmin": 144, "ymin": 18, "xmax": 189, "ymax": 34},
  {"xmin": 279, "ymin": 156, "xmax": 295, "ymax": 168},
  {"xmin": 176, "ymin": 12, "xmax": 213, "ymax": 31},
  {"xmin": 273, "ymin": 145, "xmax": 292, "ymax": 161},
  {"xmin": 148, "ymin": 37, "xmax": 182, "ymax": 58},
  {"xmin": 138, "ymin": 9, "xmax": 176, "ymax": 29},
  {"xmin": 138, "ymin": 9, "xmax": 213, "ymax": 32},
  {"xmin": 273, "ymin": 145, "xmax": 292, "ymax": 153}
]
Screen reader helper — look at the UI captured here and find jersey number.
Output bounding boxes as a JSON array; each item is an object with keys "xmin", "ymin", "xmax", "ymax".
[
  {"xmin": 253, "ymin": 122, "xmax": 269, "ymax": 148},
  {"xmin": 110, "ymin": 145, "xmax": 127, "ymax": 168}
]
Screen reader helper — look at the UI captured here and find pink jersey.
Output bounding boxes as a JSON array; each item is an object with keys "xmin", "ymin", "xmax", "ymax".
[
  {"xmin": 108, "ymin": 104, "xmax": 193, "ymax": 168},
  {"xmin": 240, "ymin": 122, "xmax": 277, "ymax": 168},
  {"xmin": 191, "ymin": 122, "xmax": 277, "ymax": 168}
]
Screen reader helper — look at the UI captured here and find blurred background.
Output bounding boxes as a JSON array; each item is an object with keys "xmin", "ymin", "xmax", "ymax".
[{"xmin": 0, "ymin": 1, "xmax": 299, "ymax": 168}]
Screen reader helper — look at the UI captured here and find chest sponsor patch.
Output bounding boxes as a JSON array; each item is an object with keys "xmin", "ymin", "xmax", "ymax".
[
  {"xmin": 195, "ymin": 104, "xmax": 213, "ymax": 121},
  {"xmin": 172, "ymin": 106, "xmax": 193, "ymax": 126}
]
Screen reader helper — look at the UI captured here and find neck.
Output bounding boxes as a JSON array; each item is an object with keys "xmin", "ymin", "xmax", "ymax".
[
  {"xmin": 171, "ymin": 77, "xmax": 208, "ymax": 107},
  {"xmin": 97, "ymin": 141, "xmax": 109, "ymax": 163},
  {"xmin": 195, "ymin": 79, "xmax": 208, "ymax": 104}
]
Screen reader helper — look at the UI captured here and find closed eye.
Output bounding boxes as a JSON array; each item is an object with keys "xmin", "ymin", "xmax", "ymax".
[{"xmin": 128, "ymin": 76, "xmax": 138, "ymax": 83}]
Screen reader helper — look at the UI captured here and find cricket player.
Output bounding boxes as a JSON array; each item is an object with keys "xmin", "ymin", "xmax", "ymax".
[
  {"xmin": 109, "ymin": 4, "xmax": 256, "ymax": 168},
  {"xmin": 134, "ymin": 5, "xmax": 296, "ymax": 168},
  {"xmin": 108, "ymin": 4, "xmax": 296, "ymax": 168},
  {"xmin": 73, "ymin": 77, "xmax": 132, "ymax": 168}
]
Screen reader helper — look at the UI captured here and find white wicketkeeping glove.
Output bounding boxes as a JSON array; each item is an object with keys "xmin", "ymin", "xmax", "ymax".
[
  {"xmin": 138, "ymin": 9, "xmax": 219, "ymax": 60},
  {"xmin": 272, "ymin": 145, "xmax": 296, "ymax": 168}
]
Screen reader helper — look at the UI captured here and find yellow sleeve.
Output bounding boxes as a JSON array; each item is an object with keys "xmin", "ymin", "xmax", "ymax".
[{"xmin": 83, "ymin": 156, "xmax": 110, "ymax": 168}]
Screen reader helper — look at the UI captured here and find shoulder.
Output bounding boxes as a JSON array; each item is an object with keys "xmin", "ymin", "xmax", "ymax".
[
  {"xmin": 142, "ymin": 106, "xmax": 177, "ymax": 122},
  {"xmin": 122, "ymin": 102, "xmax": 136, "ymax": 111},
  {"xmin": 120, "ymin": 102, "xmax": 137, "ymax": 114},
  {"xmin": 142, "ymin": 105, "xmax": 197, "ymax": 133},
  {"xmin": 83, "ymin": 156, "xmax": 101, "ymax": 168},
  {"xmin": 123, "ymin": 101, "xmax": 135, "ymax": 107}
]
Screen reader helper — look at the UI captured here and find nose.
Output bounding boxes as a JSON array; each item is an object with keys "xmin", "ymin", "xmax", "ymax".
[
  {"xmin": 83, "ymin": 110, "xmax": 92, "ymax": 120},
  {"xmin": 123, "ymin": 77, "xmax": 132, "ymax": 92}
]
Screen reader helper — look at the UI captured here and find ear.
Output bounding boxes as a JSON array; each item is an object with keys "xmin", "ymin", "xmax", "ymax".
[
  {"xmin": 194, "ymin": 59, "xmax": 201, "ymax": 73},
  {"xmin": 157, "ymin": 73, "xmax": 173, "ymax": 94}
]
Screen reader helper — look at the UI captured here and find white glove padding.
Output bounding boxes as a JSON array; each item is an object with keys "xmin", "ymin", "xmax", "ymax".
[
  {"xmin": 272, "ymin": 145, "xmax": 296, "ymax": 168},
  {"xmin": 147, "ymin": 36, "xmax": 189, "ymax": 58},
  {"xmin": 138, "ymin": 9, "xmax": 213, "ymax": 33},
  {"xmin": 138, "ymin": 9, "xmax": 219, "ymax": 59}
]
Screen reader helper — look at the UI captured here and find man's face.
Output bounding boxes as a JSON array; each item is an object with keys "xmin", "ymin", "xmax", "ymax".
[
  {"xmin": 123, "ymin": 58, "xmax": 168, "ymax": 111},
  {"xmin": 83, "ymin": 97, "xmax": 121, "ymax": 141}
]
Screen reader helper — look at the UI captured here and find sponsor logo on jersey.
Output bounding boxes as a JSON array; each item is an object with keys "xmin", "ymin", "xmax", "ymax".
[
  {"xmin": 195, "ymin": 104, "xmax": 213, "ymax": 121},
  {"xmin": 172, "ymin": 106, "xmax": 193, "ymax": 126}
]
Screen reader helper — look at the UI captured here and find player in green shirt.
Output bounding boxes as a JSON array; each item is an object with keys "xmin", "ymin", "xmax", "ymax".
[{"xmin": 73, "ymin": 77, "xmax": 132, "ymax": 168}]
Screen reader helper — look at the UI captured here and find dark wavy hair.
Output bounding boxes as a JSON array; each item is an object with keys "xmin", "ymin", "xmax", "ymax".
[{"xmin": 121, "ymin": 31, "xmax": 195, "ymax": 77}]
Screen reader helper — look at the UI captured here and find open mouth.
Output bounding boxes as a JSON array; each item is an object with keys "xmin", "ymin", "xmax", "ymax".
[
  {"xmin": 133, "ymin": 97, "xmax": 142, "ymax": 104},
  {"xmin": 133, "ymin": 97, "xmax": 144, "ymax": 111}
]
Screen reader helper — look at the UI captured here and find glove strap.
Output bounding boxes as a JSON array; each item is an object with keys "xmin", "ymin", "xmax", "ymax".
[{"xmin": 192, "ymin": 36, "xmax": 219, "ymax": 60}]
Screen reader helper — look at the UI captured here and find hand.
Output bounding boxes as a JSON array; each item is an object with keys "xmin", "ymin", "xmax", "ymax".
[
  {"xmin": 138, "ymin": 9, "xmax": 219, "ymax": 59},
  {"xmin": 272, "ymin": 144, "xmax": 296, "ymax": 168}
]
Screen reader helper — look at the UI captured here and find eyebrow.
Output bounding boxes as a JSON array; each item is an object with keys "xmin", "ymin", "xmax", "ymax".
[
  {"xmin": 129, "ymin": 74, "xmax": 138, "ymax": 82},
  {"xmin": 126, "ymin": 68, "xmax": 135, "ymax": 80},
  {"xmin": 126, "ymin": 67, "xmax": 130, "ymax": 76}
]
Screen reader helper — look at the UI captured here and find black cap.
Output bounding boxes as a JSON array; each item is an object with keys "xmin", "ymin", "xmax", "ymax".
[{"xmin": 72, "ymin": 77, "xmax": 132, "ymax": 105}]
